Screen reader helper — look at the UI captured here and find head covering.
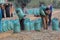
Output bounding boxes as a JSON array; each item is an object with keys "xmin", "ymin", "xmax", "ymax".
[{"xmin": 45, "ymin": 7, "xmax": 50, "ymax": 11}]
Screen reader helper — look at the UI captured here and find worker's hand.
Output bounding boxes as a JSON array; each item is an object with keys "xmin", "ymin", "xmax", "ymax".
[{"xmin": 24, "ymin": 15, "xmax": 27, "ymax": 19}]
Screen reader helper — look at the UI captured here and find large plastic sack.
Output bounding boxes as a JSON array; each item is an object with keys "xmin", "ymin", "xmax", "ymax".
[
  {"xmin": 30, "ymin": 21, "xmax": 35, "ymax": 31},
  {"xmin": 16, "ymin": 8, "xmax": 25, "ymax": 20},
  {"xmin": 33, "ymin": 8, "xmax": 40, "ymax": 15},
  {"xmin": 27, "ymin": 9, "xmax": 34, "ymax": 14},
  {"xmin": 10, "ymin": 20, "xmax": 15, "ymax": 30},
  {"xmin": 33, "ymin": 9, "xmax": 37, "ymax": 15},
  {"xmin": 13, "ymin": 19, "xmax": 21, "ymax": 33},
  {"xmin": 2, "ymin": 20, "xmax": 8, "ymax": 32},
  {"xmin": 3, "ymin": 20, "xmax": 13, "ymax": 31},
  {"xmin": 52, "ymin": 18, "xmax": 59, "ymax": 31},
  {"xmin": 0, "ymin": 20, "xmax": 2, "ymax": 32},
  {"xmin": 36, "ymin": 9, "xmax": 40, "ymax": 15},
  {"xmin": 24, "ymin": 18, "xmax": 30, "ymax": 31},
  {"xmin": 7, "ymin": 20, "xmax": 14, "ymax": 30},
  {"xmin": 35, "ymin": 18, "xmax": 42, "ymax": 31},
  {"xmin": 2, "ymin": 20, "xmax": 14, "ymax": 32},
  {"xmin": 10, "ymin": 20, "xmax": 14, "ymax": 22}
]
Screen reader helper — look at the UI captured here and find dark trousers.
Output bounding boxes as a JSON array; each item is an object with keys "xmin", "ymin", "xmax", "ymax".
[
  {"xmin": 2, "ymin": 10, "xmax": 4, "ymax": 18},
  {"xmin": 5, "ymin": 7, "xmax": 10, "ymax": 17},
  {"xmin": 20, "ymin": 18, "xmax": 25, "ymax": 30},
  {"xmin": 6, "ymin": 10, "xmax": 10, "ymax": 17},
  {"xmin": 48, "ymin": 12, "xmax": 52, "ymax": 25}
]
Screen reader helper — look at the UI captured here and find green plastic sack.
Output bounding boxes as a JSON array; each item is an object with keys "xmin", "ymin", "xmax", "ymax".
[
  {"xmin": 30, "ymin": 21, "xmax": 35, "ymax": 31},
  {"xmin": 10, "ymin": 20, "xmax": 14, "ymax": 23},
  {"xmin": 33, "ymin": 9, "xmax": 37, "ymax": 15},
  {"xmin": 7, "ymin": 20, "xmax": 14, "ymax": 30},
  {"xmin": 24, "ymin": 18, "xmax": 30, "ymax": 31},
  {"xmin": 16, "ymin": 8, "xmax": 25, "ymax": 20},
  {"xmin": 0, "ymin": 20, "xmax": 2, "ymax": 32},
  {"xmin": 37, "ymin": 18, "xmax": 43, "ymax": 27},
  {"xmin": 27, "ymin": 9, "xmax": 34, "ymax": 14},
  {"xmin": 13, "ymin": 19, "xmax": 21, "ymax": 33},
  {"xmin": 5, "ymin": 21, "xmax": 11, "ymax": 31},
  {"xmin": 35, "ymin": 18, "xmax": 42, "ymax": 31},
  {"xmin": 4, "ymin": 20, "xmax": 13, "ymax": 31},
  {"xmin": 10, "ymin": 20, "xmax": 15, "ymax": 30},
  {"xmin": 33, "ymin": 8, "xmax": 40, "ymax": 15},
  {"xmin": 36, "ymin": 9, "xmax": 40, "ymax": 15},
  {"xmin": 52, "ymin": 18, "xmax": 59, "ymax": 31},
  {"xmin": 2, "ymin": 20, "xmax": 8, "ymax": 32}
]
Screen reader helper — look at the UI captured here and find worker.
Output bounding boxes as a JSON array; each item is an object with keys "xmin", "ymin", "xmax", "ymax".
[
  {"xmin": 44, "ymin": 8, "xmax": 51, "ymax": 29},
  {"xmin": 48, "ymin": 4, "xmax": 53, "ymax": 26},
  {"xmin": 16, "ymin": 8, "xmax": 26, "ymax": 30},
  {"xmin": 10, "ymin": 3, "xmax": 14, "ymax": 17},
  {"xmin": 39, "ymin": 3, "xmax": 50, "ymax": 29},
  {"xmin": 5, "ymin": 3, "xmax": 10, "ymax": 17}
]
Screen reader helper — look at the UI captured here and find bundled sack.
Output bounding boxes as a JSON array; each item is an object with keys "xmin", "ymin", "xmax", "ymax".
[
  {"xmin": 33, "ymin": 8, "xmax": 40, "ymax": 16},
  {"xmin": 30, "ymin": 21, "xmax": 35, "ymax": 31},
  {"xmin": 52, "ymin": 18, "xmax": 59, "ymax": 31},
  {"xmin": 2, "ymin": 20, "xmax": 8, "ymax": 32},
  {"xmin": 24, "ymin": 18, "xmax": 30, "ymax": 31},
  {"xmin": 7, "ymin": 20, "xmax": 14, "ymax": 30},
  {"xmin": 34, "ymin": 18, "xmax": 42, "ymax": 31},
  {"xmin": 13, "ymin": 19, "xmax": 21, "ymax": 33},
  {"xmin": 27, "ymin": 9, "xmax": 34, "ymax": 14}
]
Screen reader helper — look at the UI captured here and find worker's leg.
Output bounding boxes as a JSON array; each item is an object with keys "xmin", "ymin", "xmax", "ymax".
[
  {"xmin": 43, "ymin": 17, "xmax": 47, "ymax": 29},
  {"xmin": 48, "ymin": 13, "xmax": 52, "ymax": 25},
  {"xmin": 20, "ymin": 18, "xmax": 25, "ymax": 30},
  {"xmin": 2, "ymin": 10, "xmax": 4, "ymax": 18},
  {"xmin": 45, "ymin": 16, "xmax": 48, "ymax": 29},
  {"xmin": 43, "ymin": 16, "xmax": 48, "ymax": 29}
]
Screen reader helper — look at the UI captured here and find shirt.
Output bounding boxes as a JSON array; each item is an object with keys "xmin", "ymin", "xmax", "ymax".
[{"xmin": 50, "ymin": 5, "xmax": 53, "ymax": 12}]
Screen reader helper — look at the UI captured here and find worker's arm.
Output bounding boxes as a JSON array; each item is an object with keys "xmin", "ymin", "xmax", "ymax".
[{"xmin": 16, "ymin": 8, "xmax": 26, "ymax": 20}]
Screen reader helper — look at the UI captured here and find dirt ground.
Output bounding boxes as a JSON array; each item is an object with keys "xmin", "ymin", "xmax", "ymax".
[
  {"xmin": 0, "ymin": 9, "xmax": 60, "ymax": 40},
  {"xmin": 52, "ymin": 9, "xmax": 60, "ymax": 20}
]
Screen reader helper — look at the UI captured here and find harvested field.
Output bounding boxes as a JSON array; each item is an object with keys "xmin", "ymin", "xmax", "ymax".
[{"xmin": 0, "ymin": 9, "xmax": 60, "ymax": 40}]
